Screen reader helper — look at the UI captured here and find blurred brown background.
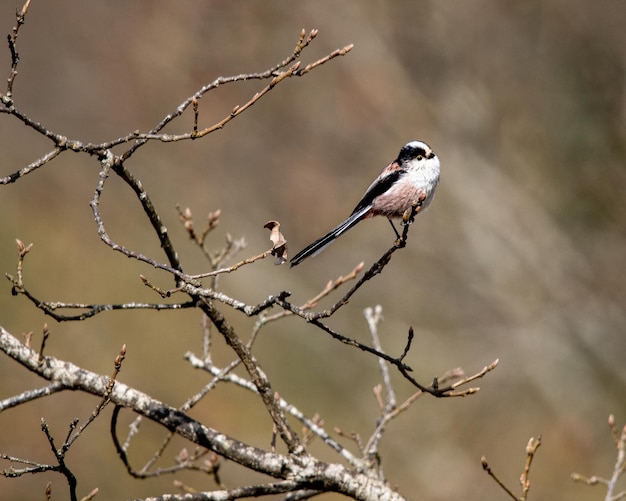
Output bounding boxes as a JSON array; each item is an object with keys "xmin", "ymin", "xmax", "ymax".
[{"xmin": 1, "ymin": 1, "xmax": 625, "ymax": 499}]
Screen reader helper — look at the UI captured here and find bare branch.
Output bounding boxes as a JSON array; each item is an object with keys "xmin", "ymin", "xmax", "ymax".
[
  {"xmin": 90, "ymin": 152, "xmax": 187, "ymax": 283},
  {"xmin": 189, "ymin": 248, "xmax": 275, "ymax": 279},
  {"xmin": 4, "ymin": 0, "xmax": 32, "ymax": 99},
  {"xmin": 118, "ymin": 32, "xmax": 352, "ymax": 161},
  {"xmin": 0, "ymin": 147, "xmax": 62, "ymax": 185},
  {"xmin": 40, "ymin": 419, "xmax": 79, "ymax": 501},
  {"xmin": 141, "ymin": 480, "xmax": 321, "ymax": 501},
  {"xmin": 481, "ymin": 455, "xmax": 519, "ymax": 501},
  {"xmin": 185, "ymin": 351, "xmax": 360, "ymax": 468},
  {"xmin": 2, "ymin": 28, "xmax": 351, "ymax": 188},
  {"xmin": 572, "ymin": 414, "xmax": 626, "ymax": 501},
  {"xmin": 481, "ymin": 434, "xmax": 542, "ymax": 501},
  {"xmin": 197, "ymin": 297, "xmax": 304, "ymax": 454},
  {"xmin": 64, "ymin": 345, "xmax": 126, "ymax": 450},
  {"xmin": 364, "ymin": 305, "xmax": 396, "ymax": 412},
  {"xmin": 0, "ymin": 381, "xmax": 65, "ymax": 411},
  {"xmin": 6, "ymin": 238, "xmax": 196, "ymax": 321},
  {"xmin": 520, "ymin": 436, "xmax": 541, "ymax": 500}
]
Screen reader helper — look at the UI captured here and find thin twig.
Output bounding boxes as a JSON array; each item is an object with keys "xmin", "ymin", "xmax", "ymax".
[
  {"xmin": 364, "ymin": 305, "xmax": 396, "ymax": 411},
  {"xmin": 482, "ymin": 433, "xmax": 542, "ymax": 501},
  {"xmin": 1, "ymin": 29, "xmax": 352, "ymax": 186},
  {"xmin": 520, "ymin": 436, "xmax": 541, "ymax": 500},
  {"xmin": 65, "ymin": 345, "xmax": 126, "ymax": 449},
  {"xmin": 481, "ymin": 456, "xmax": 519, "ymax": 501},
  {"xmin": 40, "ymin": 419, "xmax": 79, "ymax": 501},
  {"xmin": 572, "ymin": 415, "xmax": 626, "ymax": 501},
  {"xmin": 185, "ymin": 351, "xmax": 360, "ymax": 467},
  {"xmin": 5, "ymin": 0, "xmax": 32, "ymax": 99},
  {"xmin": 6, "ymin": 247, "xmax": 196, "ymax": 321}
]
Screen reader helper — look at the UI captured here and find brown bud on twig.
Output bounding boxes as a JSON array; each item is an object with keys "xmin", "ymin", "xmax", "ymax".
[{"xmin": 16, "ymin": 238, "xmax": 33, "ymax": 257}]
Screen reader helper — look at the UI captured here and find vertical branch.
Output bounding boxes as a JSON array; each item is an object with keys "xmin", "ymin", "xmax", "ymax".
[
  {"xmin": 40, "ymin": 419, "xmax": 79, "ymax": 501},
  {"xmin": 365, "ymin": 305, "xmax": 396, "ymax": 411},
  {"xmin": 5, "ymin": 0, "xmax": 32, "ymax": 100},
  {"xmin": 572, "ymin": 415, "xmax": 626, "ymax": 501},
  {"xmin": 607, "ymin": 419, "xmax": 626, "ymax": 501},
  {"xmin": 520, "ymin": 436, "xmax": 541, "ymax": 501},
  {"xmin": 199, "ymin": 298, "xmax": 303, "ymax": 455},
  {"xmin": 89, "ymin": 152, "xmax": 187, "ymax": 281},
  {"xmin": 109, "ymin": 159, "xmax": 184, "ymax": 281}
]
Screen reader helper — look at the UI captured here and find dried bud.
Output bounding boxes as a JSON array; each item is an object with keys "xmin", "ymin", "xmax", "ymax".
[
  {"xmin": 176, "ymin": 448, "xmax": 189, "ymax": 463},
  {"xmin": 264, "ymin": 220, "xmax": 288, "ymax": 265}
]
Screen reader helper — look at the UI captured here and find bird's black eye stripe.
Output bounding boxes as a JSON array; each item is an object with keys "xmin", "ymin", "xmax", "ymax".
[{"xmin": 397, "ymin": 143, "xmax": 430, "ymax": 162}]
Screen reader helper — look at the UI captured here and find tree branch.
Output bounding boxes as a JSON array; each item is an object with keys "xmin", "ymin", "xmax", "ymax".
[{"xmin": 0, "ymin": 325, "xmax": 406, "ymax": 500}]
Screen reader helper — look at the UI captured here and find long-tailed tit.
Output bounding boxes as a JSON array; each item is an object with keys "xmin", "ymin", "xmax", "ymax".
[{"xmin": 290, "ymin": 140, "xmax": 440, "ymax": 267}]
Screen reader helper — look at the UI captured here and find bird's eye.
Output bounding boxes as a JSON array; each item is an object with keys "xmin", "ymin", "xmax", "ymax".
[{"xmin": 416, "ymin": 155, "xmax": 423, "ymax": 161}]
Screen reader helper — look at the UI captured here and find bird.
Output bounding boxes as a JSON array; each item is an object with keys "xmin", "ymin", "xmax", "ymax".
[{"xmin": 290, "ymin": 140, "xmax": 440, "ymax": 267}]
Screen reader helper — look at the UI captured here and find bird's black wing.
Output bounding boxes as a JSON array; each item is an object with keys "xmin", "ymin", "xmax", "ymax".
[{"xmin": 349, "ymin": 166, "xmax": 404, "ymax": 216}]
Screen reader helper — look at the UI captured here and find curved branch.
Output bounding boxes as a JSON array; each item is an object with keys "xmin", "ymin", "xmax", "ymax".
[
  {"xmin": 0, "ymin": 325, "xmax": 405, "ymax": 501},
  {"xmin": 90, "ymin": 152, "xmax": 186, "ymax": 281}
]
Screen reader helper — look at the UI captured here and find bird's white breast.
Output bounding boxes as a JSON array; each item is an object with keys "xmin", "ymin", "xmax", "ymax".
[{"xmin": 372, "ymin": 156, "xmax": 440, "ymax": 217}]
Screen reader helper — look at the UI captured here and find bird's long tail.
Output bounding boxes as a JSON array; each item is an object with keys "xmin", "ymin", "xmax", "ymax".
[{"xmin": 290, "ymin": 206, "xmax": 370, "ymax": 267}]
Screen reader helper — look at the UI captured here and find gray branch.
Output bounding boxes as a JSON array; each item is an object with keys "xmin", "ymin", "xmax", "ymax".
[{"xmin": 0, "ymin": 325, "xmax": 406, "ymax": 501}]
